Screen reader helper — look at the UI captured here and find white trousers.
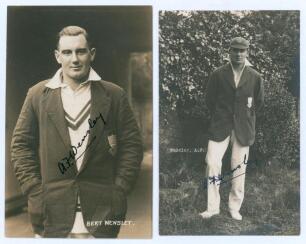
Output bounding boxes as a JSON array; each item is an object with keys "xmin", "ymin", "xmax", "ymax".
[{"xmin": 205, "ymin": 130, "xmax": 249, "ymax": 212}]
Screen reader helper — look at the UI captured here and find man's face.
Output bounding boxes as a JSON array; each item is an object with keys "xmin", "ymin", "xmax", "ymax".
[
  {"xmin": 55, "ymin": 34, "xmax": 95, "ymax": 82},
  {"xmin": 229, "ymin": 47, "xmax": 248, "ymax": 65}
]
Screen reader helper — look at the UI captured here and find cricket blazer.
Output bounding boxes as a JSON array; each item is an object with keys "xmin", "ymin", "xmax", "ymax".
[
  {"xmin": 206, "ymin": 63, "xmax": 264, "ymax": 146},
  {"xmin": 11, "ymin": 79, "xmax": 143, "ymax": 238}
]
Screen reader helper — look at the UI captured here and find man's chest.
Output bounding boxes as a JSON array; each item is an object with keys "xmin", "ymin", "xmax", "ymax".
[{"xmin": 218, "ymin": 72, "xmax": 257, "ymax": 98}]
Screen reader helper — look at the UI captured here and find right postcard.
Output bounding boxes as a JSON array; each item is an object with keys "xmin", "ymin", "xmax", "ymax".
[{"xmin": 159, "ymin": 10, "xmax": 300, "ymax": 235}]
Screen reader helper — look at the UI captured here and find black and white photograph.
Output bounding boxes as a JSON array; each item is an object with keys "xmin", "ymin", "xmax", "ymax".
[
  {"xmin": 5, "ymin": 6, "xmax": 152, "ymax": 238},
  {"xmin": 159, "ymin": 10, "xmax": 300, "ymax": 235}
]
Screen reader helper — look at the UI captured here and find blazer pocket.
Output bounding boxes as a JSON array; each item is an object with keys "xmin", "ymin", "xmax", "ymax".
[
  {"xmin": 245, "ymin": 97, "xmax": 255, "ymax": 118},
  {"xmin": 246, "ymin": 106, "xmax": 255, "ymax": 118},
  {"xmin": 110, "ymin": 186, "xmax": 127, "ymax": 219},
  {"xmin": 44, "ymin": 202, "xmax": 75, "ymax": 229},
  {"xmin": 27, "ymin": 185, "xmax": 44, "ymax": 235}
]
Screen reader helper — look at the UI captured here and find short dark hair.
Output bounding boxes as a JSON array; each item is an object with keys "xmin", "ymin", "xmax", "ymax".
[{"xmin": 56, "ymin": 26, "xmax": 92, "ymax": 49}]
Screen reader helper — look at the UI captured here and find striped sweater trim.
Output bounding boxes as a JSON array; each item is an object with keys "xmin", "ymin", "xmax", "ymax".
[{"xmin": 64, "ymin": 100, "xmax": 91, "ymax": 131}]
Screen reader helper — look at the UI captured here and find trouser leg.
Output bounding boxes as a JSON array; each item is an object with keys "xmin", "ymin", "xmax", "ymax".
[
  {"xmin": 205, "ymin": 136, "xmax": 230, "ymax": 212},
  {"xmin": 228, "ymin": 131, "xmax": 249, "ymax": 212}
]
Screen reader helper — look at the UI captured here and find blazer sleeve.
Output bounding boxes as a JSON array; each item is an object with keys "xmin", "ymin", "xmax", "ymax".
[
  {"xmin": 206, "ymin": 72, "xmax": 218, "ymax": 114},
  {"xmin": 11, "ymin": 87, "xmax": 42, "ymax": 195},
  {"xmin": 255, "ymin": 75, "xmax": 264, "ymax": 115},
  {"xmin": 11, "ymin": 87, "xmax": 44, "ymax": 235},
  {"xmin": 114, "ymin": 91, "xmax": 144, "ymax": 195}
]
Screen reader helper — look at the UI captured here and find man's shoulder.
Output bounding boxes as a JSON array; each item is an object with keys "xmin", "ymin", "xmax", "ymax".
[
  {"xmin": 211, "ymin": 63, "xmax": 230, "ymax": 75},
  {"xmin": 245, "ymin": 66, "xmax": 261, "ymax": 78},
  {"xmin": 28, "ymin": 79, "xmax": 126, "ymax": 99},
  {"xmin": 28, "ymin": 80, "xmax": 50, "ymax": 95},
  {"xmin": 98, "ymin": 80, "xmax": 124, "ymax": 94},
  {"xmin": 211, "ymin": 63, "xmax": 262, "ymax": 79},
  {"xmin": 96, "ymin": 80, "xmax": 126, "ymax": 101}
]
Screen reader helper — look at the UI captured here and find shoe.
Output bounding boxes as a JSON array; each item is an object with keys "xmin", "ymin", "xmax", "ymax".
[
  {"xmin": 199, "ymin": 210, "xmax": 220, "ymax": 219},
  {"xmin": 229, "ymin": 210, "xmax": 242, "ymax": 220}
]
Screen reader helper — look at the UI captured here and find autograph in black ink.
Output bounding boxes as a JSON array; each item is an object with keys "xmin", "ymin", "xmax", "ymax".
[
  {"xmin": 58, "ymin": 112, "xmax": 106, "ymax": 174},
  {"xmin": 203, "ymin": 155, "xmax": 258, "ymax": 189}
]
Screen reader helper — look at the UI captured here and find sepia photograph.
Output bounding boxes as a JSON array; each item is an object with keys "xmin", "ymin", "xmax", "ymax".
[
  {"xmin": 5, "ymin": 5, "xmax": 152, "ymax": 238},
  {"xmin": 159, "ymin": 10, "xmax": 299, "ymax": 235}
]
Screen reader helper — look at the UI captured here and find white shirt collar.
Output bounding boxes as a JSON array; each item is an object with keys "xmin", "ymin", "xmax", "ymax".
[
  {"xmin": 230, "ymin": 60, "xmax": 247, "ymax": 87},
  {"xmin": 230, "ymin": 58, "xmax": 247, "ymax": 75},
  {"xmin": 245, "ymin": 58, "xmax": 253, "ymax": 66},
  {"xmin": 45, "ymin": 67, "xmax": 101, "ymax": 89}
]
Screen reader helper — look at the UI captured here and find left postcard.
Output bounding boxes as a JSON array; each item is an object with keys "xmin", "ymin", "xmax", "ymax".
[{"xmin": 5, "ymin": 5, "xmax": 152, "ymax": 239}]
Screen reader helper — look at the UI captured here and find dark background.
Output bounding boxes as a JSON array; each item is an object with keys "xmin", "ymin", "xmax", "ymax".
[
  {"xmin": 6, "ymin": 6, "xmax": 152, "ymax": 217},
  {"xmin": 7, "ymin": 6, "xmax": 151, "ymax": 91}
]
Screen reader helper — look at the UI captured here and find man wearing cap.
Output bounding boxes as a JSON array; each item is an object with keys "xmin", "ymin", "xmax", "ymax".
[{"xmin": 199, "ymin": 37, "xmax": 264, "ymax": 220}]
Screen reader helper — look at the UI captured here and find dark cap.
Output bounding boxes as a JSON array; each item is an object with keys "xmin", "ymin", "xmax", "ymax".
[{"xmin": 230, "ymin": 37, "xmax": 249, "ymax": 49}]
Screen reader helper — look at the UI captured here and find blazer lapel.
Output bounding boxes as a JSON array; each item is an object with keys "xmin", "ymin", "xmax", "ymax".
[
  {"xmin": 224, "ymin": 63, "xmax": 236, "ymax": 89},
  {"xmin": 78, "ymin": 81, "xmax": 111, "ymax": 173},
  {"xmin": 237, "ymin": 66, "xmax": 249, "ymax": 88},
  {"xmin": 44, "ymin": 88, "xmax": 71, "ymax": 152}
]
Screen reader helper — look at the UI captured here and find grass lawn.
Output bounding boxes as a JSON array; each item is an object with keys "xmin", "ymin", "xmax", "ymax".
[{"xmin": 160, "ymin": 155, "xmax": 300, "ymax": 235}]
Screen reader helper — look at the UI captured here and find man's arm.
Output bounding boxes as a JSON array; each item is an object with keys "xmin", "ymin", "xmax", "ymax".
[
  {"xmin": 114, "ymin": 91, "xmax": 143, "ymax": 195},
  {"xmin": 255, "ymin": 76, "xmax": 264, "ymax": 115},
  {"xmin": 206, "ymin": 72, "xmax": 218, "ymax": 114},
  {"xmin": 11, "ymin": 88, "xmax": 41, "ymax": 194},
  {"xmin": 11, "ymin": 88, "xmax": 44, "ymax": 235}
]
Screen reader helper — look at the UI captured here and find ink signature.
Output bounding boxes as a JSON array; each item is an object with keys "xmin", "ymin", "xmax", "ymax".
[
  {"xmin": 203, "ymin": 155, "xmax": 258, "ymax": 189},
  {"xmin": 58, "ymin": 112, "xmax": 106, "ymax": 174}
]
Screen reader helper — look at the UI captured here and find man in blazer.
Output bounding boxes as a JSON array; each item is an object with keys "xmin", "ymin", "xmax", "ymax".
[
  {"xmin": 199, "ymin": 37, "xmax": 264, "ymax": 220},
  {"xmin": 11, "ymin": 26, "xmax": 143, "ymax": 238}
]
